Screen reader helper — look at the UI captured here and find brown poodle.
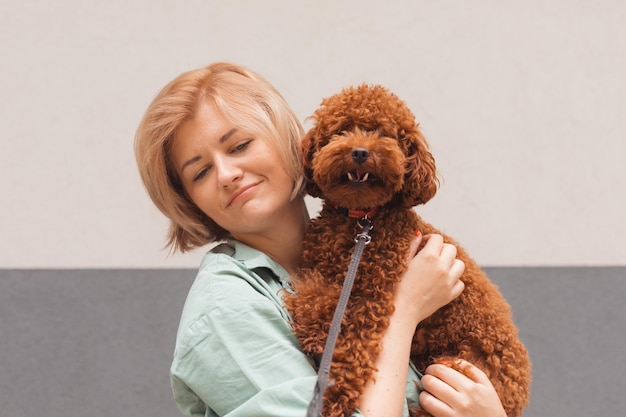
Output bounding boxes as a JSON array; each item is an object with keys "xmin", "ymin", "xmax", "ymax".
[{"xmin": 283, "ymin": 84, "xmax": 531, "ymax": 417}]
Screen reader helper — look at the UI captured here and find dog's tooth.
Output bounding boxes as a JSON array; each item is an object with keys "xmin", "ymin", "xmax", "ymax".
[
  {"xmin": 363, "ymin": 173, "xmax": 369, "ymax": 181},
  {"xmin": 347, "ymin": 172, "xmax": 354, "ymax": 181}
]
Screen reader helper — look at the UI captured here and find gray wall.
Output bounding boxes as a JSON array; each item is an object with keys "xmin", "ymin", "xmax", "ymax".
[{"xmin": 2, "ymin": 267, "xmax": 625, "ymax": 417}]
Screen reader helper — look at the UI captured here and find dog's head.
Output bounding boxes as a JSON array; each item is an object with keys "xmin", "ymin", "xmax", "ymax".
[{"xmin": 303, "ymin": 84, "xmax": 438, "ymax": 210}]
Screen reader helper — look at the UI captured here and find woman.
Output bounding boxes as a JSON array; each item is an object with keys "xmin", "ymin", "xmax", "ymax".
[{"xmin": 135, "ymin": 62, "xmax": 506, "ymax": 417}]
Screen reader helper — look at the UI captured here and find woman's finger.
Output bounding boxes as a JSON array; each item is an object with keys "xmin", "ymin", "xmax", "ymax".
[
  {"xmin": 407, "ymin": 230, "xmax": 423, "ymax": 258},
  {"xmin": 420, "ymin": 234, "xmax": 444, "ymax": 255},
  {"xmin": 439, "ymin": 243, "xmax": 458, "ymax": 268},
  {"xmin": 454, "ymin": 360, "xmax": 494, "ymax": 386}
]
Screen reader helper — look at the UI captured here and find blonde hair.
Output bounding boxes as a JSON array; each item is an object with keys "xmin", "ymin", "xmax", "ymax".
[{"xmin": 135, "ymin": 62, "xmax": 305, "ymax": 252}]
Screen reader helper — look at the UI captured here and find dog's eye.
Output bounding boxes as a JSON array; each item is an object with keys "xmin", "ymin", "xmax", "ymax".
[
  {"xmin": 328, "ymin": 132, "xmax": 346, "ymax": 141},
  {"xmin": 378, "ymin": 129, "xmax": 398, "ymax": 139}
]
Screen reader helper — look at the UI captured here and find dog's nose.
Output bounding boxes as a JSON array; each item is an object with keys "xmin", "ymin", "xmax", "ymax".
[{"xmin": 351, "ymin": 148, "xmax": 370, "ymax": 165}]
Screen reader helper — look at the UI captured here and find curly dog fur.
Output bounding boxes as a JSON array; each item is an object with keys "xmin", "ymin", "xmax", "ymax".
[{"xmin": 283, "ymin": 85, "xmax": 531, "ymax": 417}]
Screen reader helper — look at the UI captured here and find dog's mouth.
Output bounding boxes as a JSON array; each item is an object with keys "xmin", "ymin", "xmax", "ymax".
[{"xmin": 344, "ymin": 168, "xmax": 377, "ymax": 183}]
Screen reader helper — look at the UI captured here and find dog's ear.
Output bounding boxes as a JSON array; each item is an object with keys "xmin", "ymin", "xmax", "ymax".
[
  {"xmin": 396, "ymin": 128, "xmax": 439, "ymax": 206},
  {"xmin": 301, "ymin": 128, "xmax": 323, "ymax": 198}
]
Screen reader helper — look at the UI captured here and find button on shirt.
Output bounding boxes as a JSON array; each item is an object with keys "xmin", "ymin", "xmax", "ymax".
[{"xmin": 170, "ymin": 239, "xmax": 421, "ymax": 417}]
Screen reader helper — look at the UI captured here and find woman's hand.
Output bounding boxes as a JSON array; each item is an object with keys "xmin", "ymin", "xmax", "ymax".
[
  {"xmin": 419, "ymin": 360, "xmax": 507, "ymax": 417},
  {"xmin": 394, "ymin": 232, "xmax": 465, "ymax": 328}
]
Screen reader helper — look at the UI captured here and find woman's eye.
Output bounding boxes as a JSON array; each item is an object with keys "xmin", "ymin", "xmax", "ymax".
[
  {"xmin": 193, "ymin": 167, "xmax": 209, "ymax": 182},
  {"xmin": 232, "ymin": 140, "xmax": 252, "ymax": 153}
]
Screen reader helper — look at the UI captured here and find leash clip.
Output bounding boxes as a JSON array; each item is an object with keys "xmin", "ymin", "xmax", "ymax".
[{"xmin": 355, "ymin": 217, "xmax": 372, "ymax": 244}]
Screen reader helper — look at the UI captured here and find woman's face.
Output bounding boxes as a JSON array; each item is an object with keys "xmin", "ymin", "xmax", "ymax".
[{"xmin": 170, "ymin": 100, "xmax": 298, "ymax": 240}]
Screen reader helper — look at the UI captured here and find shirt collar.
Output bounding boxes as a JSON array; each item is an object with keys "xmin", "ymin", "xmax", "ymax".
[{"xmin": 212, "ymin": 238, "xmax": 290, "ymax": 283}]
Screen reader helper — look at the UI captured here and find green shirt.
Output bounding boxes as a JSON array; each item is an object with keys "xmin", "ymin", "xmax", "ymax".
[{"xmin": 170, "ymin": 239, "xmax": 421, "ymax": 417}]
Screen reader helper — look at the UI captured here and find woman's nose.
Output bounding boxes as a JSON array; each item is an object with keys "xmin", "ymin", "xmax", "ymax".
[{"xmin": 215, "ymin": 158, "xmax": 243, "ymax": 188}]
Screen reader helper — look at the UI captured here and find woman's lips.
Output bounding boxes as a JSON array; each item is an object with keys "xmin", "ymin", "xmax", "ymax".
[{"xmin": 227, "ymin": 182, "xmax": 261, "ymax": 207}]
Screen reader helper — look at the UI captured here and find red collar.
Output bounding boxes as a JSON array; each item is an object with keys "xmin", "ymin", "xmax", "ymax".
[{"xmin": 334, "ymin": 206, "xmax": 379, "ymax": 219}]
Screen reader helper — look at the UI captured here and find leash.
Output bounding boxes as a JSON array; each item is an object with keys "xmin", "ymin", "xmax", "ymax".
[{"xmin": 306, "ymin": 216, "xmax": 373, "ymax": 417}]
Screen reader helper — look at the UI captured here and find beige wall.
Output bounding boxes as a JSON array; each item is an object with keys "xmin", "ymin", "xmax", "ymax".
[{"xmin": 1, "ymin": 0, "xmax": 624, "ymax": 268}]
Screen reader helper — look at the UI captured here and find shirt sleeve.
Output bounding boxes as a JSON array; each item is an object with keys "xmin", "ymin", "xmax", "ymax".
[
  {"xmin": 170, "ymin": 265, "xmax": 366, "ymax": 417},
  {"xmin": 406, "ymin": 361, "xmax": 423, "ymax": 411}
]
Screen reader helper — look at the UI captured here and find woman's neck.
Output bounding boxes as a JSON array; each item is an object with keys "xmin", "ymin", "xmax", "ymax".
[{"xmin": 232, "ymin": 197, "xmax": 309, "ymax": 275}]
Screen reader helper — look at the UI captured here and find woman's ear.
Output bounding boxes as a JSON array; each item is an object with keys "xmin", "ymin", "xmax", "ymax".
[{"xmin": 301, "ymin": 129, "xmax": 323, "ymax": 198}]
